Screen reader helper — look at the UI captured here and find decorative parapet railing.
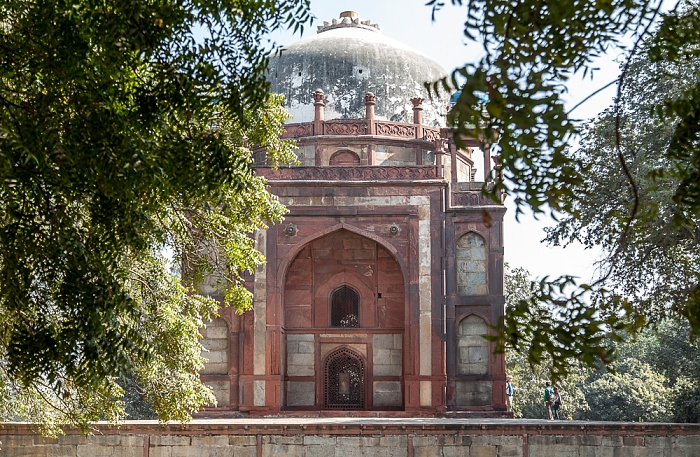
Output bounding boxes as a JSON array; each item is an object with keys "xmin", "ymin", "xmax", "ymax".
[
  {"xmin": 281, "ymin": 120, "xmax": 442, "ymax": 143},
  {"xmin": 375, "ymin": 121, "xmax": 416, "ymax": 138},
  {"xmin": 451, "ymin": 190, "xmax": 501, "ymax": 207},
  {"xmin": 323, "ymin": 119, "xmax": 367, "ymax": 135},
  {"xmin": 451, "ymin": 191, "xmax": 486, "ymax": 206},
  {"xmin": 282, "ymin": 123, "xmax": 313, "ymax": 138},
  {"xmin": 423, "ymin": 127, "xmax": 441, "ymax": 142},
  {"xmin": 257, "ymin": 166, "xmax": 441, "ymax": 181}
]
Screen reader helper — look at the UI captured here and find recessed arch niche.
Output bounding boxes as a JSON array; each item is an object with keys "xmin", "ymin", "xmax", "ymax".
[
  {"xmin": 456, "ymin": 314, "xmax": 488, "ymax": 376},
  {"xmin": 282, "ymin": 228, "xmax": 405, "ymax": 410},
  {"xmin": 329, "ymin": 149, "xmax": 361, "ymax": 166},
  {"xmin": 283, "ymin": 229, "xmax": 404, "ymax": 330},
  {"xmin": 456, "ymin": 231, "xmax": 488, "ymax": 296},
  {"xmin": 200, "ymin": 317, "xmax": 230, "ymax": 406},
  {"xmin": 454, "ymin": 314, "xmax": 492, "ymax": 407},
  {"xmin": 330, "ymin": 285, "xmax": 360, "ymax": 328}
]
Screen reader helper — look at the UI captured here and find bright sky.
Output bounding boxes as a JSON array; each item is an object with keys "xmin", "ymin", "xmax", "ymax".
[{"xmin": 267, "ymin": 0, "xmax": 628, "ymax": 282}]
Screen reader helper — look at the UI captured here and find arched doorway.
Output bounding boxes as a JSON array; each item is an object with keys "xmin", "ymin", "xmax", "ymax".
[{"xmin": 324, "ymin": 348, "xmax": 365, "ymax": 409}]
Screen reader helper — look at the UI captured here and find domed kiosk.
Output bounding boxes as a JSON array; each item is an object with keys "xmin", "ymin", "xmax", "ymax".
[{"xmin": 198, "ymin": 12, "xmax": 508, "ymax": 417}]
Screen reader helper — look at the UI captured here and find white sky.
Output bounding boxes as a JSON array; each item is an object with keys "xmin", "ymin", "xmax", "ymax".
[{"xmin": 267, "ymin": 1, "xmax": 629, "ymax": 282}]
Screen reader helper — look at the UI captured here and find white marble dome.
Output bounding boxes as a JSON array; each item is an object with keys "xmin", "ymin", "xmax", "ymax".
[{"xmin": 268, "ymin": 12, "xmax": 450, "ymax": 127}]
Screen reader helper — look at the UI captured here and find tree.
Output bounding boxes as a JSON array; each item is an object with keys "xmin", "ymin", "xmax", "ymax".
[
  {"xmin": 0, "ymin": 0, "xmax": 308, "ymax": 434},
  {"xmin": 583, "ymin": 360, "xmax": 673, "ymax": 422},
  {"xmin": 504, "ymin": 267, "xmax": 691, "ymax": 422},
  {"xmin": 504, "ymin": 266, "xmax": 590, "ymax": 419},
  {"xmin": 636, "ymin": 320, "xmax": 700, "ymax": 422},
  {"xmin": 570, "ymin": 318, "xmax": 700, "ymax": 423},
  {"xmin": 429, "ymin": 0, "xmax": 700, "ymax": 375},
  {"xmin": 546, "ymin": 39, "xmax": 700, "ymax": 328}
]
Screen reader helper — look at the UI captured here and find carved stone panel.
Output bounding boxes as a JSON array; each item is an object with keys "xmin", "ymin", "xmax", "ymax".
[
  {"xmin": 324, "ymin": 121, "xmax": 367, "ymax": 135},
  {"xmin": 376, "ymin": 122, "xmax": 417, "ymax": 138},
  {"xmin": 282, "ymin": 123, "xmax": 314, "ymax": 139},
  {"xmin": 423, "ymin": 127, "xmax": 441, "ymax": 142}
]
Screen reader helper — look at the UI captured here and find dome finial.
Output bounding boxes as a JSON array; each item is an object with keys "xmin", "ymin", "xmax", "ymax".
[{"xmin": 316, "ymin": 12, "xmax": 380, "ymax": 34}]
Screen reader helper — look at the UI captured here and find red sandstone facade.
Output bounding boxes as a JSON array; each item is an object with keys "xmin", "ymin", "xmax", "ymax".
[{"xmin": 198, "ymin": 12, "xmax": 507, "ymax": 417}]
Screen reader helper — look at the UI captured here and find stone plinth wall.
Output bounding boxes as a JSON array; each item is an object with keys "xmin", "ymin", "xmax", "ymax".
[{"xmin": 3, "ymin": 419, "xmax": 700, "ymax": 457}]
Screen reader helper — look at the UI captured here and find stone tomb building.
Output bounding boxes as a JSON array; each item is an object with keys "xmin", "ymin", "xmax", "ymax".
[{"xmin": 199, "ymin": 12, "xmax": 507, "ymax": 416}]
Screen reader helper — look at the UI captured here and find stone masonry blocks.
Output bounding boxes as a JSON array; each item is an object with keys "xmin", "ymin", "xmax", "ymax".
[
  {"xmin": 287, "ymin": 333, "xmax": 315, "ymax": 377},
  {"xmin": 286, "ymin": 381, "xmax": 315, "ymax": 406},
  {"xmin": 373, "ymin": 333, "xmax": 402, "ymax": 378},
  {"xmin": 457, "ymin": 315, "xmax": 489, "ymax": 380},
  {"xmin": 4, "ymin": 426, "xmax": 700, "ymax": 457},
  {"xmin": 456, "ymin": 232, "xmax": 488, "ymax": 296}
]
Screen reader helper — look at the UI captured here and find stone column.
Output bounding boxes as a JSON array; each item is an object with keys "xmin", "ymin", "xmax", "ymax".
[
  {"xmin": 411, "ymin": 97, "xmax": 424, "ymax": 125},
  {"xmin": 482, "ymin": 141, "xmax": 491, "ymax": 182},
  {"xmin": 313, "ymin": 89, "xmax": 325, "ymax": 135},
  {"xmin": 449, "ymin": 136, "xmax": 457, "ymax": 182},
  {"xmin": 434, "ymin": 137, "xmax": 447, "ymax": 179},
  {"xmin": 365, "ymin": 92, "xmax": 376, "ymax": 135},
  {"xmin": 411, "ymin": 98, "xmax": 424, "ymax": 164}
]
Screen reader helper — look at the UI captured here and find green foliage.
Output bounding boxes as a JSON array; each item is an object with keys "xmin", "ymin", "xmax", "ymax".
[
  {"xmin": 427, "ymin": 0, "xmax": 655, "ymax": 213},
  {"xmin": 546, "ymin": 36, "xmax": 700, "ymax": 328},
  {"xmin": 430, "ymin": 0, "xmax": 700, "ymax": 376},
  {"xmin": 584, "ymin": 361, "xmax": 673, "ymax": 422},
  {"xmin": 672, "ymin": 381, "xmax": 700, "ymax": 423},
  {"xmin": 505, "ymin": 267, "xmax": 700, "ymax": 422},
  {"xmin": 635, "ymin": 319, "xmax": 700, "ymax": 422},
  {"xmin": 118, "ymin": 376, "xmax": 157, "ymax": 420},
  {"xmin": 505, "ymin": 266, "xmax": 591, "ymax": 419},
  {"xmin": 0, "ymin": 0, "xmax": 307, "ymax": 434},
  {"xmin": 500, "ymin": 273, "xmax": 639, "ymax": 379},
  {"xmin": 507, "ymin": 346, "xmax": 591, "ymax": 420},
  {"xmin": 587, "ymin": 321, "xmax": 700, "ymax": 423}
]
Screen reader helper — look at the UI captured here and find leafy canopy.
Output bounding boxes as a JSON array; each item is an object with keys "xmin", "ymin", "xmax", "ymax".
[
  {"xmin": 430, "ymin": 0, "xmax": 700, "ymax": 376},
  {"xmin": 546, "ymin": 39, "xmax": 700, "ymax": 328},
  {"xmin": 505, "ymin": 268, "xmax": 699, "ymax": 422},
  {"xmin": 0, "ymin": 0, "xmax": 307, "ymax": 432}
]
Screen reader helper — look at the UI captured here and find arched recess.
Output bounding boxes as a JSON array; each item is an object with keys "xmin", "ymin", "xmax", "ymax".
[
  {"xmin": 456, "ymin": 231, "xmax": 488, "ymax": 296},
  {"xmin": 276, "ymin": 223, "xmax": 408, "ymax": 289},
  {"xmin": 454, "ymin": 314, "xmax": 492, "ymax": 407},
  {"xmin": 456, "ymin": 315, "xmax": 488, "ymax": 375},
  {"xmin": 329, "ymin": 149, "xmax": 361, "ymax": 166},
  {"xmin": 280, "ymin": 226, "xmax": 407, "ymax": 410},
  {"xmin": 283, "ymin": 231, "xmax": 405, "ymax": 330},
  {"xmin": 200, "ymin": 317, "xmax": 230, "ymax": 406},
  {"xmin": 324, "ymin": 347, "xmax": 365, "ymax": 409},
  {"xmin": 313, "ymin": 269, "xmax": 376, "ymax": 329}
]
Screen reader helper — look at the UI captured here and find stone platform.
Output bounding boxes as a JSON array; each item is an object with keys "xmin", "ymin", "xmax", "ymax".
[{"xmin": 2, "ymin": 417, "xmax": 700, "ymax": 456}]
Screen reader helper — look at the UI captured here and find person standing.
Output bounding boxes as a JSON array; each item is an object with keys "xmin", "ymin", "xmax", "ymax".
[
  {"xmin": 505, "ymin": 376, "xmax": 515, "ymax": 413},
  {"xmin": 543, "ymin": 381, "xmax": 554, "ymax": 420},
  {"xmin": 551, "ymin": 386, "xmax": 563, "ymax": 420}
]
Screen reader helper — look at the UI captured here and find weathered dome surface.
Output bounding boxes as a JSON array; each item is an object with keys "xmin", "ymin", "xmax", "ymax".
[{"xmin": 269, "ymin": 13, "xmax": 449, "ymax": 126}]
